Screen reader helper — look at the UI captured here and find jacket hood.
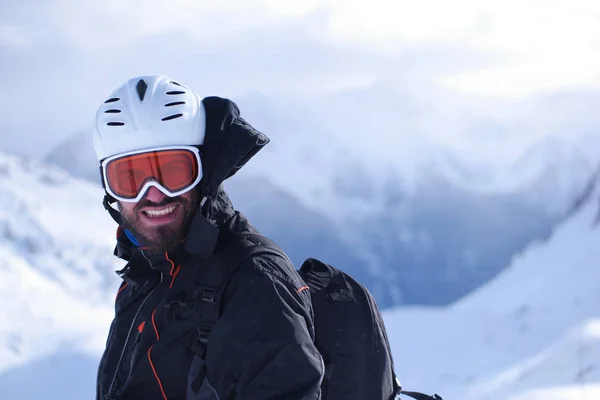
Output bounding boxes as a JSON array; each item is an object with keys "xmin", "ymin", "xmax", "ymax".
[
  {"xmin": 197, "ymin": 96, "xmax": 270, "ymax": 199},
  {"xmin": 113, "ymin": 96, "xmax": 269, "ymax": 262}
]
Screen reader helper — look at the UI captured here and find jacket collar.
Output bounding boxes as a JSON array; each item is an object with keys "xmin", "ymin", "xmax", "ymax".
[{"xmin": 114, "ymin": 226, "xmax": 190, "ymax": 281}]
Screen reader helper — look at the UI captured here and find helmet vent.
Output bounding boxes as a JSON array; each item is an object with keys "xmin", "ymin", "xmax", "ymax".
[
  {"xmin": 161, "ymin": 113, "xmax": 183, "ymax": 121},
  {"xmin": 165, "ymin": 101, "xmax": 185, "ymax": 107},
  {"xmin": 104, "ymin": 109, "xmax": 121, "ymax": 113},
  {"xmin": 107, "ymin": 122, "xmax": 125, "ymax": 126},
  {"xmin": 105, "ymin": 97, "xmax": 120, "ymax": 103},
  {"xmin": 170, "ymin": 81, "xmax": 182, "ymax": 86},
  {"xmin": 166, "ymin": 90, "xmax": 185, "ymax": 95},
  {"xmin": 136, "ymin": 79, "xmax": 148, "ymax": 101}
]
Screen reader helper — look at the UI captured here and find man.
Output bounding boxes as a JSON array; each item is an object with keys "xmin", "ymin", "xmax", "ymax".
[{"xmin": 93, "ymin": 75, "xmax": 324, "ymax": 400}]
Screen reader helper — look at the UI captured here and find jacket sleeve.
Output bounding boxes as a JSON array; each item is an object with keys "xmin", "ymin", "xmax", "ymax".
[{"xmin": 205, "ymin": 254, "xmax": 324, "ymax": 400}]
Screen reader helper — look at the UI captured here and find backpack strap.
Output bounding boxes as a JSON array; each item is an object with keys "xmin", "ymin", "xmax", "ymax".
[
  {"xmin": 191, "ymin": 232, "xmax": 288, "ymax": 357},
  {"xmin": 188, "ymin": 234, "xmax": 444, "ymax": 400},
  {"xmin": 391, "ymin": 373, "xmax": 401, "ymax": 399},
  {"xmin": 185, "ymin": 233, "xmax": 291, "ymax": 394},
  {"xmin": 398, "ymin": 390, "xmax": 443, "ymax": 400},
  {"xmin": 392, "ymin": 370, "xmax": 443, "ymax": 399}
]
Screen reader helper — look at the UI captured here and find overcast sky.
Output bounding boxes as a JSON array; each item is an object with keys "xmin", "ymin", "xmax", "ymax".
[{"xmin": 1, "ymin": 0, "xmax": 599, "ymax": 165}]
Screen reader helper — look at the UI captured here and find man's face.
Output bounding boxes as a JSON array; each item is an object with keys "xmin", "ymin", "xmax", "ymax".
[{"xmin": 119, "ymin": 185, "xmax": 198, "ymax": 252}]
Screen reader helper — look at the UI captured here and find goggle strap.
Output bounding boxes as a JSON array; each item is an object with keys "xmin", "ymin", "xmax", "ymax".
[{"xmin": 99, "ymin": 164, "xmax": 106, "ymax": 189}]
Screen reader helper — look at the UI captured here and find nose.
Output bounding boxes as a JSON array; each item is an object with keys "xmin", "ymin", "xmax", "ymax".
[{"xmin": 143, "ymin": 185, "xmax": 167, "ymax": 203}]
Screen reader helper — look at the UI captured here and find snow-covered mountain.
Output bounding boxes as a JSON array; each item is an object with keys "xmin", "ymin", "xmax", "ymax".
[
  {"xmin": 1, "ymin": 149, "xmax": 599, "ymax": 399},
  {"xmin": 386, "ymin": 165, "xmax": 600, "ymax": 400},
  {"xmin": 437, "ymin": 132, "xmax": 600, "ymax": 213},
  {"xmin": 0, "ymin": 152, "xmax": 122, "ymax": 377},
  {"xmin": 44, "ymin": 119, "xmax": 600, "ymax": 307},
  {"xmin": 44, "ymin": 127, "xmax": 101, "ymax": 186}
]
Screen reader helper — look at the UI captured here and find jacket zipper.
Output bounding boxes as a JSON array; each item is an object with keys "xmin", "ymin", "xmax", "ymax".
[
  {"xmin": 104, "ymin": 250, "xmax": 164, "ymax": 399},
  {"xmin": 127, "ymin": 331, "xmax": 143, "ymax": 376},
  {"xmin": 106, "ymin": 273, "xmax": 163, "ymax": 397}
]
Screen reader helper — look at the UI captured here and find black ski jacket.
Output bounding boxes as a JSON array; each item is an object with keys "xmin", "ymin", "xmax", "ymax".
[{"xmin": 96, "ymin": 97, "xmax": 324, "ymax": 400}]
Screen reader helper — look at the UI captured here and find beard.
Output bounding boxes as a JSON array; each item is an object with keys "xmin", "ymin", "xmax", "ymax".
[{"xmin": 119, "ymin": 193, "xmax": 197, "ymax": 253}]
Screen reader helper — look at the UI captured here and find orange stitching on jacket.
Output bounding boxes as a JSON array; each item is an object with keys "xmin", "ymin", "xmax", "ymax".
[
  {"xmin": 169, "ymin": 265, "xmax": 181, "ymax": 289},
  {"xmin": 152, "ymin": 309, "xmax": 159, "ymax": 340},
  {"xmin": 297, "ymin": 286, "xmax": 310, "ymax": 293},
  {"xmin": 148, "ymin": 345, "xmax": 169, "ymax": 400},
  {"xmin": 116, "ymin": 282, "xmax": 128, "ymax": 298},
  {"xmin": 165, "ymin": 252, "xmax": 176, "ymax": 276}
]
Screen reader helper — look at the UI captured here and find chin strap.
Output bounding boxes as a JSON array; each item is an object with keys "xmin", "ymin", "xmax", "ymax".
[
  {"xmin": 103, "ymin": 194, "xmax": 123, "ymax": 226},
  {"xmin": 100, "ymin": 161, "xmax": 123, "ymax": 226}
]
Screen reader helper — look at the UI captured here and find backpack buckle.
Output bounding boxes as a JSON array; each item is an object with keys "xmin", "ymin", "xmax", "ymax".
[
  {"xmin": 164, "ymin": 300, "xmax": 188, "ymax": 310},
  {"xmin": 197, "ymin": 324, "xmax": 212, "ymax": 344},
  {"xmin": 201, "ymin": 287, "xmax": 216, "ymax": 303}
]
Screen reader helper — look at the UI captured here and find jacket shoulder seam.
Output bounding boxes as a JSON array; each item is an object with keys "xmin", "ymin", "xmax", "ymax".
[{"xmin": 238, "ymin": 253, "xmax": 301, "ymax": 290}]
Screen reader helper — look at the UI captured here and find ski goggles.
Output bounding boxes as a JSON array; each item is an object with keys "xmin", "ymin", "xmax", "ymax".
[{"xmin": 101, "ymin": 145, "xmax": 203, "ymax": 202}]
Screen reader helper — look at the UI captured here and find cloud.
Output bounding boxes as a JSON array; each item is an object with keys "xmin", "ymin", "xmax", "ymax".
[
  {"xmin": 1, "ymin": 0, "xmax": 324, "ymax": 54},
  {"xmin": 319, "ymin": 0, "xmax": 600, "ymax": 97},
  {"xmin": 0, "ymin": 9, "xmax": 487, "ymax": 156},
  {"xmin": 0, "ymin": 0, "xmax": 599, "ymax": 167},
  {"xmin": 4, "ymin": 0, "xmax": 600, "ymax": 96},
  {"xmin": 0, "ymin": 24, "xmax": 31, "ymax": 49}
]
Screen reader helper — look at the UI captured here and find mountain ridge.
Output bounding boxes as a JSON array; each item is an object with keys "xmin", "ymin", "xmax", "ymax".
[
  {"xmin": 39, "ymin": 128, "xmax": 599, "ymax": 307},
  {"xmin": 385, "ymin": 167, "xmax": 600, "ymax": 399}
]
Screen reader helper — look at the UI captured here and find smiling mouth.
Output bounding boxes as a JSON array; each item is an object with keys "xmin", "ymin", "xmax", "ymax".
[{"xmin": 142, "ymin": 204, "xmax": 179, "ymax": 218}]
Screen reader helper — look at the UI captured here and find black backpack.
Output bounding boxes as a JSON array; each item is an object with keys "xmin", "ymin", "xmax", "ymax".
[{"xmin": 189, "ymin": 233, "xmax": 443, "ymax": 400}]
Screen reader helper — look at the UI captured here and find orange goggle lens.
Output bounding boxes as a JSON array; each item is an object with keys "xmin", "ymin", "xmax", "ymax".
[{"xmin": 105, "ymin": 149, "xmax": 199, "ymax": 199}]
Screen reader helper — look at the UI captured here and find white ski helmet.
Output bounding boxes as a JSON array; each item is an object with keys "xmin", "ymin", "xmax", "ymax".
[{"xmin": 93, "ymin": 74, "xmax": 206, "ymax": 161}]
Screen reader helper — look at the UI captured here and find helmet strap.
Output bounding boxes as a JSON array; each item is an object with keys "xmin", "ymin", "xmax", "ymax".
[{"xmin": 103, "ymin": 193, "xmax": 123, "ymax": 226}]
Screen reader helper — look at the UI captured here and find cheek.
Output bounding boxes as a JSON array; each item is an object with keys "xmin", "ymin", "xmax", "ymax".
[
  {"xmin": 183, "ymin": 190, "xmax": 199, "ymax": 209},
  {"xmin": 118, "ymin": 202, "xmax": 138, "ymax": 218}
]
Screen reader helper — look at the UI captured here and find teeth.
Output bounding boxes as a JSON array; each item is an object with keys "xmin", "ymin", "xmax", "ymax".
[{"xmin": 145, "ymin": 205, "xmax": 177, "ymax": 217}]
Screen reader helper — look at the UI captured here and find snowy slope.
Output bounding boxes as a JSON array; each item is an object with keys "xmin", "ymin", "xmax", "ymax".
[
  {"xmin": 0, "ymin": 148, "xmax": 598, "ymax": 399},
  {"xmin": 385, "ymin": 167, "xmax": 600, "ymax": 399},
  {"xmin": 0, "ymin": 152, "xmax": 120, "ymax": 374}
]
